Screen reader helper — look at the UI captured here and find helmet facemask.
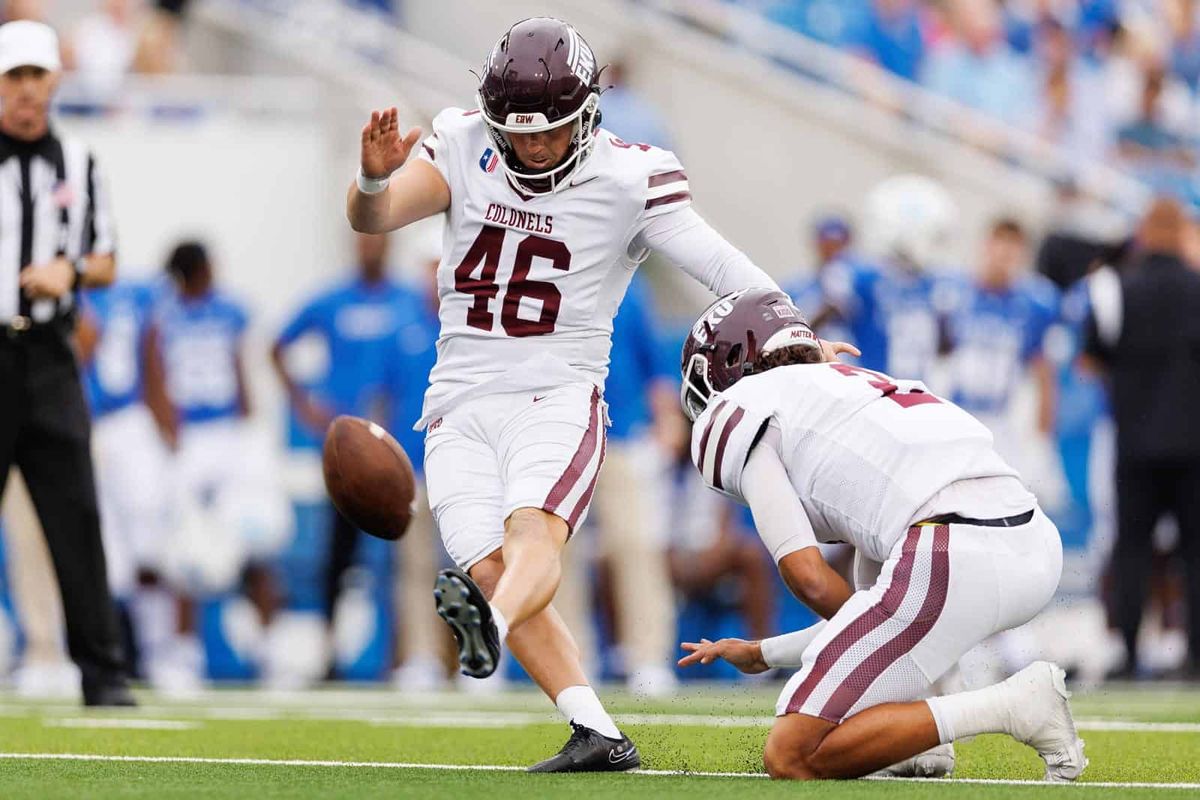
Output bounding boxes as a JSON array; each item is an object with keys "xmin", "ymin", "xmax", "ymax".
[
  {"xmin": 479, "ymin": 91, "xmax": 601, "ymax": 196},
  {"xmin": 681, "ymin": 349, "xmax": 716, "ymax": 422}
]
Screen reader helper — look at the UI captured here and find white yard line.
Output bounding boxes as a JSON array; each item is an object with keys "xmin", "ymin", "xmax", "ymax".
[{"xmin": 0, "ymin": 752, "xmax": 1196, "ymax": 790}]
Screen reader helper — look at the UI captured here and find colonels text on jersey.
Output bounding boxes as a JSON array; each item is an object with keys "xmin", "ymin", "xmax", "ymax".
[
  {"xmin": 691, "ymin": 362, "xmax": 1032, "ymax": 563},
  {"xmin": 415, "ymin": 108, "xmax": 690, "ymax": 427}
]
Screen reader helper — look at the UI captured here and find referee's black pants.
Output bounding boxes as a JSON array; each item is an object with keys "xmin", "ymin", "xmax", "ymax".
[
  {"xmin": 0, "ymin": 326, "xmax": 128, "ymax": 691},
  {"xmin": 1110, "ymin": 458, "xmax": 1200, "ymax": 672}
]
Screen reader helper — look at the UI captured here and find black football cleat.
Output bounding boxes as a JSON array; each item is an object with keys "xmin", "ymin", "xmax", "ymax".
[
  {"xmin": 527, "ymin": 722, "xmax": 641, "ymax": 773},
  {"xmin": 434, "ymin": 568, "xmax": 500, "ymax": 679},
  {"xmin": 83, "ymin": 680, "xmax": 137, "ymax": 708}
]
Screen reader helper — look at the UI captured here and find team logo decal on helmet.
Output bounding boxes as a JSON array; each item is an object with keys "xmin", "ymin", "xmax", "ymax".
[
  {"xmin": 476, "ymin": 17, "xmax": 603, "ymax": 195},
  {"xmin": 680, "ymin": 288, "xmax": 818, "ymax": 421}
]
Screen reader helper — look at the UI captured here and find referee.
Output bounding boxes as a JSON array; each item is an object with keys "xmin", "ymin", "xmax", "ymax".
[
  {"xmin": 0, "ymin": 21, "xmax": 132, "ymax": 705},
  {"xmin": 1085, "ymin": 197, "xmax": 1200, "ymax": 679}
]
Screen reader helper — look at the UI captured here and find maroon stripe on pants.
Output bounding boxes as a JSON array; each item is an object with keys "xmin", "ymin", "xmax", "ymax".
[
  {"xmin": 785, "ymin": 526, "xmax": 923, "ymax": 714},
  {"xmin": 818, "ymin": 525, "xmax": 951, "ymax": 722},
  {"xmin": 567, "ymin": 427, "xmax": 607, "ymax": 529},
  {"xmin": 695, "ymin": 400, "xmax": 728, "ymax": 475},
  {"xmin": 543, "ymin": 387, "xmax": 601, "ymax": 515},
  {"xmin": 711, "ymin": 407, "xmax": 745, "ymax": 491}
]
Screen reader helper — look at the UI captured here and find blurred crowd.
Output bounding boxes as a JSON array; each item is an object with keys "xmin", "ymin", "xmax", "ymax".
[
  {"xmin": 734, "ymin": 0, "xmax": 1200, "ymax": 202},
  {"xmin": 0, "ymin": 0, "xmax": 190, "ymax": 110}
]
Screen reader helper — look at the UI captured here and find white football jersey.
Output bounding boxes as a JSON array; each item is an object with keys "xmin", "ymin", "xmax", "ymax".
[
  {"xmin": 690, "ymin": 362, "xmax": 1028, "ymax": 563},
  {"xmin": 415, "ymin": 108, "xmax": 691, "ymax": 426}
]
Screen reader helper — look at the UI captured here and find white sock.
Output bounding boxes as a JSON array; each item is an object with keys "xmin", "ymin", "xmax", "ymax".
[
  {"xmin": 555, "ymin": 685, "xmax": 621, "ymax": 739},
  {"xmin": 926, "ymin": 681, "xmax": 1014, "ymax": 744},
  {"xmin": 490, "ymin": 604, "xmax": 509, "ymax": 643}
]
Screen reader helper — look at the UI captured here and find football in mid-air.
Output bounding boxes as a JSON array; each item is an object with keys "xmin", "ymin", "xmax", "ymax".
[{"xmin": 322, "ymin": 416, "xmax": 415, "ymax": 541}]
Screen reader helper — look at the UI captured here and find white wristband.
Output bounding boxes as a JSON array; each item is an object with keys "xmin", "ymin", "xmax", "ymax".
[{"xmin": 356, "ymin": 168, "xmax": 391, "ymax": 195}]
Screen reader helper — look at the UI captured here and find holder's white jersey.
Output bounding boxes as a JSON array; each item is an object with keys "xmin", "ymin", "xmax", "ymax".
[
  {"xmin": 690, "ymin": 362, "xmax": 1028, "ymax": 563},
  {"xmin": 415, "ymin": 108, "xmax": 694, "ymax": 427}
]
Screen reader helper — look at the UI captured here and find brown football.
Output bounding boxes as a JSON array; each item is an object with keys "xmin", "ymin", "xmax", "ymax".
[{"xmin": 322, "ymin": 416, "xmax": 415, "ymax": 541}]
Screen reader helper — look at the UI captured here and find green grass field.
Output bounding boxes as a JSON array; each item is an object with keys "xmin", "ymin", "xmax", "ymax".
[{"xmin": 0, "ymin": 682, "xmax": 1197, "ymax": 798}]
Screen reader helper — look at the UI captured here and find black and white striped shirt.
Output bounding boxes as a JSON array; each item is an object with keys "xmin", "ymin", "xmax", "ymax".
[{"xmin": 0, "ymin": 128, "xmax": 115, "ymax": 325}]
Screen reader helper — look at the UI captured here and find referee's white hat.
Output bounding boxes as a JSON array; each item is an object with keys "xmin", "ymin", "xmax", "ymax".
[{"xmin": 0, "ymin": 21, "xmax": 61, "ymax": 75}]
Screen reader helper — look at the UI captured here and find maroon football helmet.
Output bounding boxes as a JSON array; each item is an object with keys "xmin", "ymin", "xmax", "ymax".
[
  {"xmin": 476, "ymin": 17, "xmax": 602, "ymax": 195},
  {"xmin": 680, "ymin": 289, "xmax": 820, "ymax": 421}
]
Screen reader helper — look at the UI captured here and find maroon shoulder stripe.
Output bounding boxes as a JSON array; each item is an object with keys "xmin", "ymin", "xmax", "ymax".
[
  {"xmin": 463, "ymin": 109, "xmax": 481, "ymax": 116},
  {"xmin": 567, "ymin": 427, "xmax": 607, "ymax": 529},
  {"xmin": 695, "ymin": 400, "xmax": 728, "ymax": 474},
  {"xmin": 544, "ymin": 387, "xmax": 601, "ymax": 515},
  {"xmin": 819, "ymin": 525, "xmax": 950, "ymax": 722},
  {"xmin": 710, "ymin": 407, "xmax": 745, "ymax": 491},
  {"xmin": 645, "ymin": 191, "xmax": 692, "ymax": 210},
  {"xmin": 423, "ymin": 144, "xmax": 435, "ymax": 160},
  {"xmin": 786, "ymin": 525, "xmax": 923, "ymax": 714},
  {"xmin": 648, "ymin": 170, "xmax": 687, "ymax": 188}
]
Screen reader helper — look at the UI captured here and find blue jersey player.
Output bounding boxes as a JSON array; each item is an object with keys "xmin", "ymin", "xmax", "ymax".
[
  {"xmin": 271, "ymin": 233, "xmax": 413, "ymax": 441},
  {"xmin": 152, "ymin": 244, "xmax": 250, "ymax": 430},
  {"xmin": 148, "ymin": 242, "xmax": 286, "ymax": 690},
  {"xmin": 78, "ymin": 279, "xmax": 169, "ymax": 604},
  {"xmin": 944, "ymin": 219, "xmax": 1061, "ymax": 435},
  {"xmin": 271, "ymin": 234, "xmax": 413, "ymax": 644},
  {"xmin": 808, "ymin": 176, "xmax": 959, "ymax": 380},
  {"xmin": 784, "ymin": 214, "xmax": 857, "ymax": 352}
]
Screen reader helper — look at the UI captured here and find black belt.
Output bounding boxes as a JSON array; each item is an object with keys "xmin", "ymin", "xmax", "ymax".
[
  {"xmin": 1, "ymin": 315, "xmax": 70, "ymax": 340},
  {"xmin": 1, "ymin": 315, "xmax": 33, "ymax": 338},
  {"xmin": 923, "ymin": 509, "xmax": 1035, "ymax": 528}
]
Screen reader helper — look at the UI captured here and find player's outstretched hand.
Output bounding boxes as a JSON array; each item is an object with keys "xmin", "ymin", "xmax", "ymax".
[
  {"xmin": 819, "ymin": 339, "xmax": 861, "ymax": 362},
  {"xmin": 361, "ymin": 107, "xmax": 422, "ymax": 180},
  {"xmin": 678, "ymin": 638, "xmax": 769, "ymax": 674}
]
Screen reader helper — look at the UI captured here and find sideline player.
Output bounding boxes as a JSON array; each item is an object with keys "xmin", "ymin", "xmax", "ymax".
[
  {"xmin": 944, "ymin": 218, "xmax": 1060, "ymax": 469},
  {"xmin": 346, "ymin": 17, "xmax": 789, "ymax": 771},
  {"xmin": 676, "ymin": 289, "xmax": 1086, "ymax": 781},
  {"xmin": 813, "ymin": 175, "xmax": 958, "ymax": 380},
  {"xmin": 78, "ymin": 278, "xmax": 172, "ymax": 680}
]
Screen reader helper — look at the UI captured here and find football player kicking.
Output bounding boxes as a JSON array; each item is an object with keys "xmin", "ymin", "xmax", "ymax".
[
  {"xmin": 345, "ymin": 17, "xmax": 834, "ymax": 772},
  {"xmin": 676, "ymin": 288, "xmax": 1087, "ymax": 782}
]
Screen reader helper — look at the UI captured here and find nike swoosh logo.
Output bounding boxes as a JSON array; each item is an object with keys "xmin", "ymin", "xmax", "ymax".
[
  {"xmin": 608, "ymin": 748, "xmax": 636, "ymax": 764},
  {"xmin": 532, "ymin": 395, "xmax": 546, "ymax": 403},
  {"xmin": 570, "ymin": 176, "xmax": 598, "ymax": 188}
]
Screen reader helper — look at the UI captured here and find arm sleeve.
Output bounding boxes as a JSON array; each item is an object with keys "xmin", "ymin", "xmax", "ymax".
[
  {"xmin": 635, "ymin": 206, "xmax": 780, "ymax": 296},
  {"xmin": 741, "ymin": 423, "xmax": 819, "ymax": 563},
  {"xmin": 759, "ymin": 621, "xmax": 828, "ymax": 669},
  {"xmin": 84, "ymin": 152, "xmax": 116, "ymax": 256}
]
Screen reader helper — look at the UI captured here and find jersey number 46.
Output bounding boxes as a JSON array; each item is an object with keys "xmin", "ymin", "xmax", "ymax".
[{"xmin": 454, "ymin": 224, "xmax": 571, "ymax": 337}]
